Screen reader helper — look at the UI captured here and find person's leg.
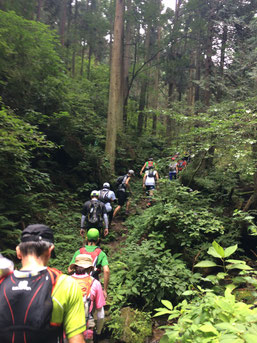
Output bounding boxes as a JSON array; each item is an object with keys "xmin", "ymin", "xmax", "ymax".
[
  {"xmin": 108, "ymin": 209, "xmax": 113, "ymax": 225},
  {"xmin": 113, "ymin": 205, "xmax": 121, "ymax": 218}
]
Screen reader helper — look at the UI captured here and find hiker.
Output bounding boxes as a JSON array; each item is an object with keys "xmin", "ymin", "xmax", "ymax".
[
  {"xmin": 98, "ymin": 182, "xmax": 116, "ymax": 226},
  {"xmin": 143, "ymin": 166, "xmax": 159, "ymax": 206},
  {"xmin": 68, "ymin": 228, "xmax": 109, "ymax": 300},
  {"xmin": 113, "ymin": 169, "xmax": 135, "ymax": 218},
  {"xmin": 70, "ymin": 255, "xmax": 105, "ymax": 343},
  {"xmin": 169, "ymin": 157, "xmax": 177, "ymax": 180},
  {"xmin": 0, "ymin": 254, "xmax": 13, "ymax": 279},
  {"xmin": 80, "ymin": 190, "xmax": 109, "ymax": 237},
  {"xmin": 176, "ymin": 157, "xmax": 187, "ymax": 174},
  {"xmin": 0, "ymin": 224, "xmax": 86, "ymax": 343},
  {"xmin": 140, "ymin": 158, "xmax": 156, "ymax": 176}
]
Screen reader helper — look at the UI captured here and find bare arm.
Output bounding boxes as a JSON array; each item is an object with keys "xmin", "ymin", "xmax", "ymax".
[
  {"xmin": 68, "ymin": 333, "xmax": 85, "ymax": 343},
  {"xmin": 140, "ymin": 163, "xmax": 146, "ymax": 175},
  {"xmin": 156, "ymin": 172, "xmax": 159, "ymax": 181},
  {"xmin": 143, "ymin": 174, "xmax": 146, "ymax": 187},
  {"xmin": 103, "ymin": 265, "xmax": 110, "ymax": 299},
  {"xmin": 125, "ymin": 177, "xmax": 131, "ymax": 191}
]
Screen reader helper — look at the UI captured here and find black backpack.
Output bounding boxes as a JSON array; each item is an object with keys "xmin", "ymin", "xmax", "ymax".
[
  {"xmin": 148, "ymin": 169, "xmax": 155, "ymax": 178},
  {"xmin": 87, "ymin": 200, "xmax": 103, "ymax": 224},
  {"xmin": 0, "ymin": 268, "xmax": 63, "ymax": 343},
  {"xmin": 116, "ymin": 175, "xmax": 127, "ymax": 190},
  {"xmin": 99, "ymin": 190, "xmax": 110, "ymax": 204}
]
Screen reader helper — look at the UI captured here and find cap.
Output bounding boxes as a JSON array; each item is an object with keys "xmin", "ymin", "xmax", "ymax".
[
  {"xmin": 87, "ymin": 228, "xmax": 100, "ymax": 241},
  {"xmin": 90, "ymin": 190, "xmax": 99, "ymax": 198},
  {"xmin": 21, "ymin": 224, "xmax": 54, "ymax": 244},
  {"xmin": 103, "ymin": 182, "xmax": 110, "ymax": 189},
  {"xmin": 70, "ymin": 254, "xmax": 94, "ymax": 270},
  {"xmin": 128, "ymin": 169, "xmax": 135, "ymax": 176}
]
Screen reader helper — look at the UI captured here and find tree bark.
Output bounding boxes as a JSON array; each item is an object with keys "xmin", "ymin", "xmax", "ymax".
[
  {"xmin": 60, "ymin": 0, "xmax": 67, "ymax": 47},
  {"xmin": 36, "ymin": 0, "xmax": 44, "ymax": 21},
  {"xmin": 105, "ymin": 0, "xmax": 125, "ymax": 172},
  {"xmin": 123, "ymin": 0, "xmax": 132, "ymax": 127},
  {"xmin": 244, "ymin": 143, "xmax": 257, "ymax": 211},
  {"xmin": 137, "ymin": 26, "xmax": 151, "ymax": 135}
]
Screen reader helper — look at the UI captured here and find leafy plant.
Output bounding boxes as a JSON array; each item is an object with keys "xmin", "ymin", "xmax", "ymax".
[{"xmin": 155, "ymin": 285, "xmax": 257, "ymax": 343}]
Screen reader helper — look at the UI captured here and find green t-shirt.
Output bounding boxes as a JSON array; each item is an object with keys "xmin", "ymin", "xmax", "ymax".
[
  {"xmin": 69, "ymin": 245, "xmax": 108, "ymax": 267},
  {"xmin": 51, "ymin": 274, "xmax": 86, "ymax": 339}
]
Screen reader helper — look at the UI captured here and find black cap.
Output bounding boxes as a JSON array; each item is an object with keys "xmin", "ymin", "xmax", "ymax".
[{"xmin": 21, "ymin": 224, "xmax": 54, "ymax": 244}]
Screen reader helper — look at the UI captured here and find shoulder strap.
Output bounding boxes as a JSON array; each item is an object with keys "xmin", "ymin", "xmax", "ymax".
[
  {"xmin": 47, "ymin": 267, "xmax": 62, "ymax": 293},
  {"xmin": 80, "ymin": 247, "xmax": 87, "ymax": 254}
]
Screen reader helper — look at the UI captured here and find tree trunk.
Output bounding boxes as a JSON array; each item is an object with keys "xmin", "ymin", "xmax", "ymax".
[
  {"xmin": 105, "ymin": 0, "xmax": 125, "ymax": 172},
  {"xmin": 36, "ymin": 0, "xmax": 44, "ymax": 21},
  {"xmin": 123, "ymin": 0, "xmax": 132, "ymax": 127},
  {"xmin": 204, "ymin": 6, "xmax": 214, "ymax": 108},
  {"xmin": 71, "ymin": 0, "xmax": 78, "ymax": 78},
  {"xmin": 137, "ymin": 26, "xmax": 151, "ymax": 135},
  {"xmin": 217, "ymin": 24, "xmax": 228, "ymax": 101},
  {"xmin": 60, "ymin": 0, "xmax": 67, "ymax": 47},
  {"xmin": 80, "ymin": 42, "xmax": 86, "ymax": 76}
]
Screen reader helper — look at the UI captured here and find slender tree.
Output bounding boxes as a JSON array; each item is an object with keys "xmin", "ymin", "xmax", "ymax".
[{"xmin": 105, "ymin": 0, "xmax": 125, "ymax": 171}]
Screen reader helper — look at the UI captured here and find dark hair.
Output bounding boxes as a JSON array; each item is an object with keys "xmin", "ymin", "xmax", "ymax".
[
  {"xmin": 74, "ymin": 265, "xmax": 93, "ymax": 275},
  {"xmin": 18, "ymin": 241, "xmax": 53, "ymax": 257}
]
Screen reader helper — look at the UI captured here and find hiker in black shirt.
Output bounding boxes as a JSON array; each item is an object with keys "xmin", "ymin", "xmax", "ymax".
[{"xmin": 80, "ymin": 190, "xmax": 109, "ymax": 237}]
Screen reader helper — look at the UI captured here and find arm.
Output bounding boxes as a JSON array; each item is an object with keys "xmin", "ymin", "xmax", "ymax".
[
  {"xmin": 155, "ymin": 172, "xmax": 159, "ymax": 181},
  {"xmin": 125, "ymin": 176, "xmax": 131, "ymax": 192},
  {"xmin": 143, "ymin": 174, "xmax": 146, "ymax": 188},
  {"xmin": 103, "ymin": 265, "xmax": 110, "ymax": 299},
  {"xmin": 96, "ymin": 307, "xmax": 105, "ymax": 334},
  {"xmin": 140, "ymin": 163, "xmax": 146, "ymax": 175},
  {"xmin": 68, "ymin": 334, "xmax": 85, "ymax": 343}
]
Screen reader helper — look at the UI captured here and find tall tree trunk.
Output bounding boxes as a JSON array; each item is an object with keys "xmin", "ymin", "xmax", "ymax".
[
  {"xmin": 60, "ymin": 0, "xmax": 67, "ymax": 47},
  {"xmin": 36, "ymin": 0, "xmax": 44, "ymax": 21},
  {"xmin": 105, "ymin": 0, "xmax": 125, "ymax": 172},
  {"xmin": 217, "ymin": 24, "xmax": 228, "ymax": 101},
  {"xmin": 166, "ymin": 82, "xmax": 174, "ymax": 141},
  {"xmin": 187, "ymin": 51, "xmax": 196, "ymax": 109},
  {"xmin": 204, "ymin": 6, "xmax": 214, "ymax": 107},
  {"xmin": 137, "ymin": 26, "xmax": 151, "ymax": 135},
  {"xmin": 80, "ymin": 42, "xmax": 86, "ymax": 76},
  {"xmin": 71, "ymin": 0, "xmax": 78, "ymax": 77},
  {"xmin": 123, "ymin": 0, "xmax": 132, "ymax": 126},
  {"xmin": 152, "ymin": 2, "xmax": 161, "ymax": 135}
]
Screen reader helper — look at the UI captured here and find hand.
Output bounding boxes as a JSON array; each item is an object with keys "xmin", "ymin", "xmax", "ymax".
[
  {"xmin": 104, "ymin": 228, "xmax": 109, "ymax": 237},
  {"xmin": 80, "ymin": 228, "xmax": 85, "ymax": 237},
  {"xmin": 103, "ymin": 290, "xmax": 108, "ymax": 300}
]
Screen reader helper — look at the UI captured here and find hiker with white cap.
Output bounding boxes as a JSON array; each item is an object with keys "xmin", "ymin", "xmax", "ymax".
[
  {"xmin": 70, "ymin": 254, "xmax": 106, "ymax": 343},
  {"xmin": 98, "ymin": 182, "xmax": 116, "ymax": 226}
]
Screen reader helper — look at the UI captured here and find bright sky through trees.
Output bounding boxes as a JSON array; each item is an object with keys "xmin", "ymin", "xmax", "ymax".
[{"xmin": 162, "ymin": 0, "xmax": 176, "ymax": 10}]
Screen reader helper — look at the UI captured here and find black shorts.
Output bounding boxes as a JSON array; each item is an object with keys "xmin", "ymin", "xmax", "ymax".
[
  {"xmin": 117, "ymin": 189, "xmax": 128, "ymax": 206},
  {"xmin": 85, "ymin": 222, "xmax": 103, "ymax": 230},
  {"xmin": 146, "ymin": 185, "xmax": 155, "ymax": 191}
]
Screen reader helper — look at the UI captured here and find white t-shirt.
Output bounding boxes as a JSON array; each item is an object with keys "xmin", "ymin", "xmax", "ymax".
[
  {"xmin": 145, "ymin": 170, "xmax": 157, "ymax": 186},
  {"xmin": 100, "ymin": 188, "xmax": 116, "ymax": 212}
]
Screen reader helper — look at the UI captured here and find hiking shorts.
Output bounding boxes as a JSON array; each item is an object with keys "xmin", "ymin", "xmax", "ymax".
[
  {"xmin": 85, "ymin": 222, "xmax": 103, "ymax": 231},
  {"xmin": 146, "ymin": 185, "xmax": 155, "ymax": 191},
  {"xmin": 117, "ymin": 190, "xmax": 128, "ymax": 206}
]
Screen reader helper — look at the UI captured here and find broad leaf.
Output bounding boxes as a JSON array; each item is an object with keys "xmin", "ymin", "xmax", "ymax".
[
  {"xmin": 199, "ymin": 323, "xmax": 218, "ymax": 334},
  {"xmin": 161, "ymin": 300, "xmax": 173, "ymax": 310},
  {"xmin": 224, "ymin": 244, "xmax": 238, "ymax": 257},
  {"xmin": 212, "ymin": 241, "xmax": 225, "ymax": 258},
  {"xmin": 226, "ymin": 264, "xmax": 252, "ymax": 270},
  {"xmin": 195, "ymin": 260, "xmax": 218, "ymax": 268}
]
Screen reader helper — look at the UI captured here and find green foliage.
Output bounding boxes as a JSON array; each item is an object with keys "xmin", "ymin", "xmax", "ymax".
[
  {"xmin": 108, "ymin": 232, "xmax": 200, "ymax": 311},
  {"xmin": 108, "ymin": 307, "xmax": 152, "ymax": 343},
  {"xmin": 155, "ymin": 286, "xmax": 257, "ymax": 343},
  {"xmin": 0, "ymin": 10, "xmax": 66, "ymax": 114}
]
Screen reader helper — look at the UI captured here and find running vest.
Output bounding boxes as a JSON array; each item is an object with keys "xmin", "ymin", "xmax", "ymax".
[
  {"xmin": 79, "ymin": 247, "xmax": 102, "ymax": 278},
  {"xmin": 0, "ymin": 267, "xmax": 63, "ymax": 343}
]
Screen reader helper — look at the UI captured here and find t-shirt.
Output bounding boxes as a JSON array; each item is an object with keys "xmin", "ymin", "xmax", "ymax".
[
  {"xmin": 12, "ymin": 268, "xmax": 86, "ymax": 340},
  {"xmin": 71, "ymin": 274, "xmax": 106, "ymax": 313},
  {"xmin": 145, "ymin": 170, "xmax": 157, "ymax": 186},
  {"xmin": 69, "ymin": 246, "xmax": 109, "ymax": 268},
  {"xmin": 169, "ymin": 162, "xmax": 177, "ymax": 172},
  {"xmin": 99, "ymin": 188, "xmax": 116, "ymax": 212}
]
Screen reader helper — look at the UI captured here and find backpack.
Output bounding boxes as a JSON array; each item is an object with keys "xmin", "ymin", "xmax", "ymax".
[
  {"xmin": 87, "ymin": 201, "xmax": 103, "ymax": 224},
  {"xmin": 116, "ymin": 175, "xmax": 127, "ymax": 190},
  {"xmin": 177, "ymin": 160, "xmax": 185, "ymax": 171},
  {"xmin": 147, "ymin": 161, "xmax": 154, "ymax": 168},
  {"xmin": 99, "ymin": 189, "xmax": 110, "ymax": 204},
  {"xmin": 0, "ymin": 267, "xmax": 62, "ymax": 343},
  {"xmin": 79, "ymin": 247, "xmax": 102, "ymax": 279},
  {"xmin": 148, "ymin": 169, "xmax": 155, "ymax": 178},
  {"xmin": 72, "ymin": 275, "xmax": 95, "ymax": 329}
]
